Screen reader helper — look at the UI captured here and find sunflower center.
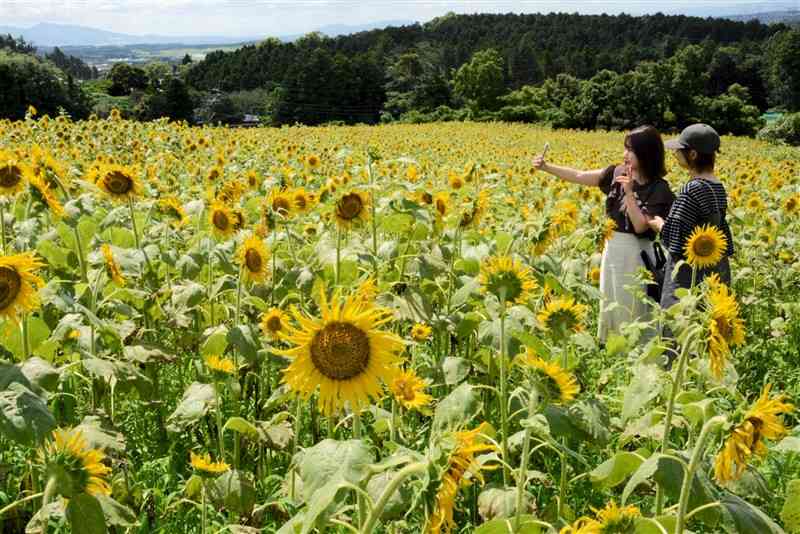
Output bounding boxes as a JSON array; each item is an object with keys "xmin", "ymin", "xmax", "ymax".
[
  {"xmin": 398, "ymin": 380, "xmax": 417, "ymax": 401},
  {"xmin": 269, "ymin": 197, "xmax": 288, "ymax": 216},
  {"xmin": 692, "ymin": 235, "xmax": 717, "ymax": 258},
  {"xmin": 266, "ymin": 315, "xmax": 282, "ymax": 332},
  {"xmin": 421, "ymin": 192, "xmax": 433, "ymax": 204},
  {"xmin": 310, "ymin": 321, "xmax": 370, "ymax": 380},
  {"xmin": 295, "ymin": 195, "xmax": 307, "ymax": 210},
  {"xmin": 245, "ymin": 248, "xmax": 263, "ymax": 273},
  {"xmin": 337, "ymin": 193, "xmax": 363, "ymax": 220},
  {"xmin": 0, "ymin": 266, "xmax": 22, "ymax": 310},
  {"xmin": 212, "ymin": 210, "xmax": 230, "ymax": 231},
  {"xmin": 0, "ymin": 164, "xmax": 22, "ymax": 188},
  {"xmin": 435, "ymin": 199, "xmax": 447, "ymax": 216},
  {"xmin": 104, "ymin": 171, "xmax": 134, "ymax": 195}
]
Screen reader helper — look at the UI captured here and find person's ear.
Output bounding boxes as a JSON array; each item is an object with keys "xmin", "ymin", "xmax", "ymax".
[{"xmin": 688, "ymin": 149, "xmax": 698, "ymax": 162}]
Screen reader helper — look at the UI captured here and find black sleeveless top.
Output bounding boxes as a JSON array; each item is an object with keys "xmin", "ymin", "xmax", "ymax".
[{"xmin": 598, "ymin": 164, "xmax": 675, "ymax": 241}]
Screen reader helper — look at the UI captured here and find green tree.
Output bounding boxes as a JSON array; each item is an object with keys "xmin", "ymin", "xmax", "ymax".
[
  {"xmin": 182, "ymin": 53, "xmax": 193, "ymax": 65},
  {"xmin": 108, "ymin": 63, "xmax": 149, "ymax": 96},
  {"xmin": 453, "ymin": 48, "xmax": 506, "ymax": 112},
  {"xmin": 0, "ymin": 50, "xmax": 90, "ymax": 120},
  {"xmin": 764, "ymin": 29, "xmax": 800, "ymax": 111}
]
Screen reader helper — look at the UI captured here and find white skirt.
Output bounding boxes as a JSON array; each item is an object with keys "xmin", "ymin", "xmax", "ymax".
[{"xmin": 598, "ymin": 231, "xmax": 653, "ymax": 343}]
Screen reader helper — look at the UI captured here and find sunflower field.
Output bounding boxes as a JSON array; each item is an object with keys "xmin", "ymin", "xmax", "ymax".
[{"xmin": 0, "ymin": 110, "xmax": 799, "ymax": 534}]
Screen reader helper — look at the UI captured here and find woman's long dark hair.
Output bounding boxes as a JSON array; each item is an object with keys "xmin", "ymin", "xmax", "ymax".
[{"xmin": 624, "ymin": 125, "xmax": 666, "ymax": 182}]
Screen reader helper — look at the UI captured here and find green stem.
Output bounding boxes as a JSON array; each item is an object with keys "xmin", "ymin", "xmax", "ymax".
[
  {"xmin": 655, "ymin": 327, "xmax": 700, "ymax": 514},
  {"xmin": 271, "ymin": 229, "xmax": 277, "ymax": 307},
  {"xmin": 0, "ymin": 491, "xmax": 44, "ymax": 518},
  {"xmin": 353, "ymin": 410, "xmax": 365, "ymax": 528},
  {"xmin": 1, "ymin": 199, "xmax": 8, "ymax": 254},
  {"xmin": 40, "ymin": 476, "xmax": 57, "ymax": 534},
  {"xmin": 71, "ymin": 226, "xmax": 88, "ymax": 284},
  {"xmin": 335, "ymin": 224, "xmax": 342, "ymax": 287},
  {"xmin": 290, "ymin": 399, "xmax": 302, "ymax": 501},
  {"xmin": 499, "ymin": 303, "xmax": 510, "ymax": 486},
  {"xmin": 214, "ymin": 383, "xmax": 225, "ymax": 459},
  {"xmin": 360, "ymin": 462, "xmax": 428, "ymax": 534},
  {"xmin": 690, "ymin": 263, "xmax": 698, "ymax": 289},
  {"xmin": 558, "ymin": 450, "xmax": 568, "ymax": 520},
  {"xmin": 201, "ymin": 483, "xmax": 207, "ymax": 534},
  {"xmin": 390, "ymin": 399, "xmax": 397, "ymax": 443},
  {"xmin": 21, "ymin": 314, "xmax": 30, "ymax": 359},
  {"xmin": 514, "ymin": 387, "xmax": 539, "ymax": 531},
  {"xmin": 128, "ymin": 195, "xmax": 152, "ymax": 275},
  {"xmin": 208, "ymin": 238, "xmax": 215, "ymax": 326},
  {"xmin": 675, "ymin": 416, "xmax": 725, "ymax": 533}
]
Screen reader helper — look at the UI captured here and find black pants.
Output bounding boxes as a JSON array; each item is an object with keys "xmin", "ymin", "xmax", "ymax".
[{"xmin": 660, "ymin": 254, "xmax": 731, "ymax": 309}]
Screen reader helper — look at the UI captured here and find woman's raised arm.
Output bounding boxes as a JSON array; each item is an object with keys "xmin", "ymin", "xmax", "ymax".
[{"xmin": 532, "ymin": 155, "xmax": 604, "ymax": 186}]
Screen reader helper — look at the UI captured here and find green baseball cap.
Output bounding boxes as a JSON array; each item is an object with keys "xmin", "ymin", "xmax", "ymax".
[{"xmin": 665, "ymin": 123, "xmax": 721, "ymax": 154}]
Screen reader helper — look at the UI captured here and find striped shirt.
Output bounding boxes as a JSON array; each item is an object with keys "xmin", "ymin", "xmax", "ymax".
[{"xmin": 662, "ymin": 178, "xmax": 735, "ymax": 260}]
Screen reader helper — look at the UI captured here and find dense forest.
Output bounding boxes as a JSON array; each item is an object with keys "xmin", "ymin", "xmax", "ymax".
[{"xmin": 1, "ymin": 12, "xmax": 799, "ymax": 140}]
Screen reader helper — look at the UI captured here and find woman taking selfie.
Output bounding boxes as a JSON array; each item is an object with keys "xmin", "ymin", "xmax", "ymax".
[
  {"xmin": 533, "ymin": 125, "xmax": 674, "ymax": 342},
  {"xmin": 649, "ymin": 123, "xmax": 734, "ymax": 308}
]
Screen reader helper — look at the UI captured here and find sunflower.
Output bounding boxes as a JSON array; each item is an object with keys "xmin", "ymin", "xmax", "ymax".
[
  {"xmin": 306, "ymin": 154, "xmax": 321, "ymax": 169},
  {"xmin": 217, "ymin": 179, "xmax": 245, "ymax": 203},
  {"xmin": 40, "ymin": 428, "xmax": 111, "ymax": 498},
  {"xmin": 459, "ymin": 190, "xmax": 489, "ymax": 229},
  {"xmin": 479, "ymin": 255, "xmax": 537, "ymax": 305},
  {"xmin": 433, "ymin": 192, "xmax": 450, "ymax": 218},
  {"xmin": 292, "ymin": 187, "xmax": 314, "ymax": 214},
  {"xmin": 783, "ymin": 194, "xmax": 800, "ymax": 215},
  {"xmin": 237, "ymin": 234, "xmax": 270, "ymax": 283},
  {"xmin": 159, "ymin": 196, "xmax": 188, "ymax": 227},
  {"xmin": 190, "ymin": 451, "xmax": 230, "ymax": 478},
  {"xmin": 427, "ymin": 423, "xmax": 498, "ymax": 534},
  {"xmin": 245, "ymin": 170, "xmax": 261, "ymax": 191},
  {"xmin": 334, "ymin": 191, "xmax": 370, "ymax": 228},
  {"xmin": 745, "ymin": 194, "xmax": 764, "ymax": 211},
  {"xmin": 209, "ymin": 199, "xmax": 236, "ymax": 239},
  {"xmin": 448, "ymin": 173, "xmax": 464, "ymax": 190},
  {"xmin": 267, "ymin": 188, "xmax": 293, "ymax": 219},
  {"xmin": 261, "ymin": 307, "xmax": 288, "ymax": 339},
  {"xmin": 0, "ymin": 252, "xmax": 45, "ymax": 323},
  {"xmin": 551, "ymin": 200, "xmax": 579, "ymax": 234},
  {"xmin": 593, "ymin": 501, "xmax": 640, "ymax": 532},
  {"xmin": 714, "ymin": 384, "xmax": 794, "ymax": 485},
  {"xmin": 704, "ymin": 280, "xmax": 745, "ymax": 379},
  {"xmin": 0, "ymin": 150, "xmax": 32, "ymax": 196},
  {"xmin": 406, "ymin": 166, "xmax": 419, "ymax": 182},
  {"xmin": 277, "ymin": 287, "xmax": 405, "ymax": 415},
  {"xmin": 537, "ymin": 296, "xmax": 587, "ymax": 336},
  {"xmin": 516, "ymin": 350, "xmax": 579, "ymax": 404},
  {"xmin": 588, "ymin": 266, "xmax": 601, "ymax": 285},
  {"xmin": 684, "ymin": 224, "xmax": 727, "ymax": 269},
  {"xmin": 28, "ymin": 172, "xmax": 64, "ymax": 217},
  {"xmin": 101, "ymin": 244, "xmax": 125, "ymax": 286},
  {"xmin": 599, "ymin": 219, "xmax": 617, "ymax": 246},
  {"xmin": 411, "ymin": 322, "xmax": 432, "ymax": 342},
  {"xmin": 560, "ymin": 519, "xmax": 601, "ymax": 534},
  {"xmin": 204, "ymin": 354, "xmax": 236, "ymax": 377},
  {"xmin": 390, "ymin": 369, "xmax": 433, "ymax": 410},
  {"xmin": 206, "ymin": 165, "xmax": 223, "ymax": 183},
  {"xmin": 94, "ymin": 164, "xmax": 141, "ymax": 202}
]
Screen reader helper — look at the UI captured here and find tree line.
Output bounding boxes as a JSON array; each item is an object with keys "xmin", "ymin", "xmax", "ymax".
[{"xmin": 0, "ymin": 12, "xmax": 798, "ymax": 140}]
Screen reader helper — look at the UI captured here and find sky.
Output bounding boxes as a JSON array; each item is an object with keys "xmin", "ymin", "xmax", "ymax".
[{"xmin": 0, "ymin": 0, "xmax": 796, "ymax": 37}]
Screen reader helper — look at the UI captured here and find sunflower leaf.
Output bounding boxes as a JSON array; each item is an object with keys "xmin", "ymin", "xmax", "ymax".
[
  {"xmin": 432, "ymin": 382, "xmax": 481, "ymax": 434},
  {"xmin": 65, "ymin": 493, "xmax": 107, "ymax": 534},
  {"xmin": 166, "ymin": 382, "xmax": 217, "ymax": 433},
  {"xmin": 0, "ymin": 382, "xmax": 56, "ymax": 445}
]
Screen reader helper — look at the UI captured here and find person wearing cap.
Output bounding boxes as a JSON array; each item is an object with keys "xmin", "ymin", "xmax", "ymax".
[
  {"xmin": 533, "ymin": 125, "xmax": 675, "ymax": 343},
  {"xmin": 649, "ymin": 123, "xmax": 734, "ymax": 308}
]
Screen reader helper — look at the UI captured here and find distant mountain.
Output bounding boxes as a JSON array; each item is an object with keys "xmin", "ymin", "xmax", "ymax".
[
  {"xmin": 316, "ymin": 20, "xmax": 415, "ymax": 36},
  {"xmin": 726, "ymin": 10, "xmax": 800, "ymax": 25},
  {"xmin": 0, "ymin": 20, "xmax": 416, "ymax": 48},
  {"xmin": 0, "ymin": 22, "xmax": 259, "ymax": 47}
]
